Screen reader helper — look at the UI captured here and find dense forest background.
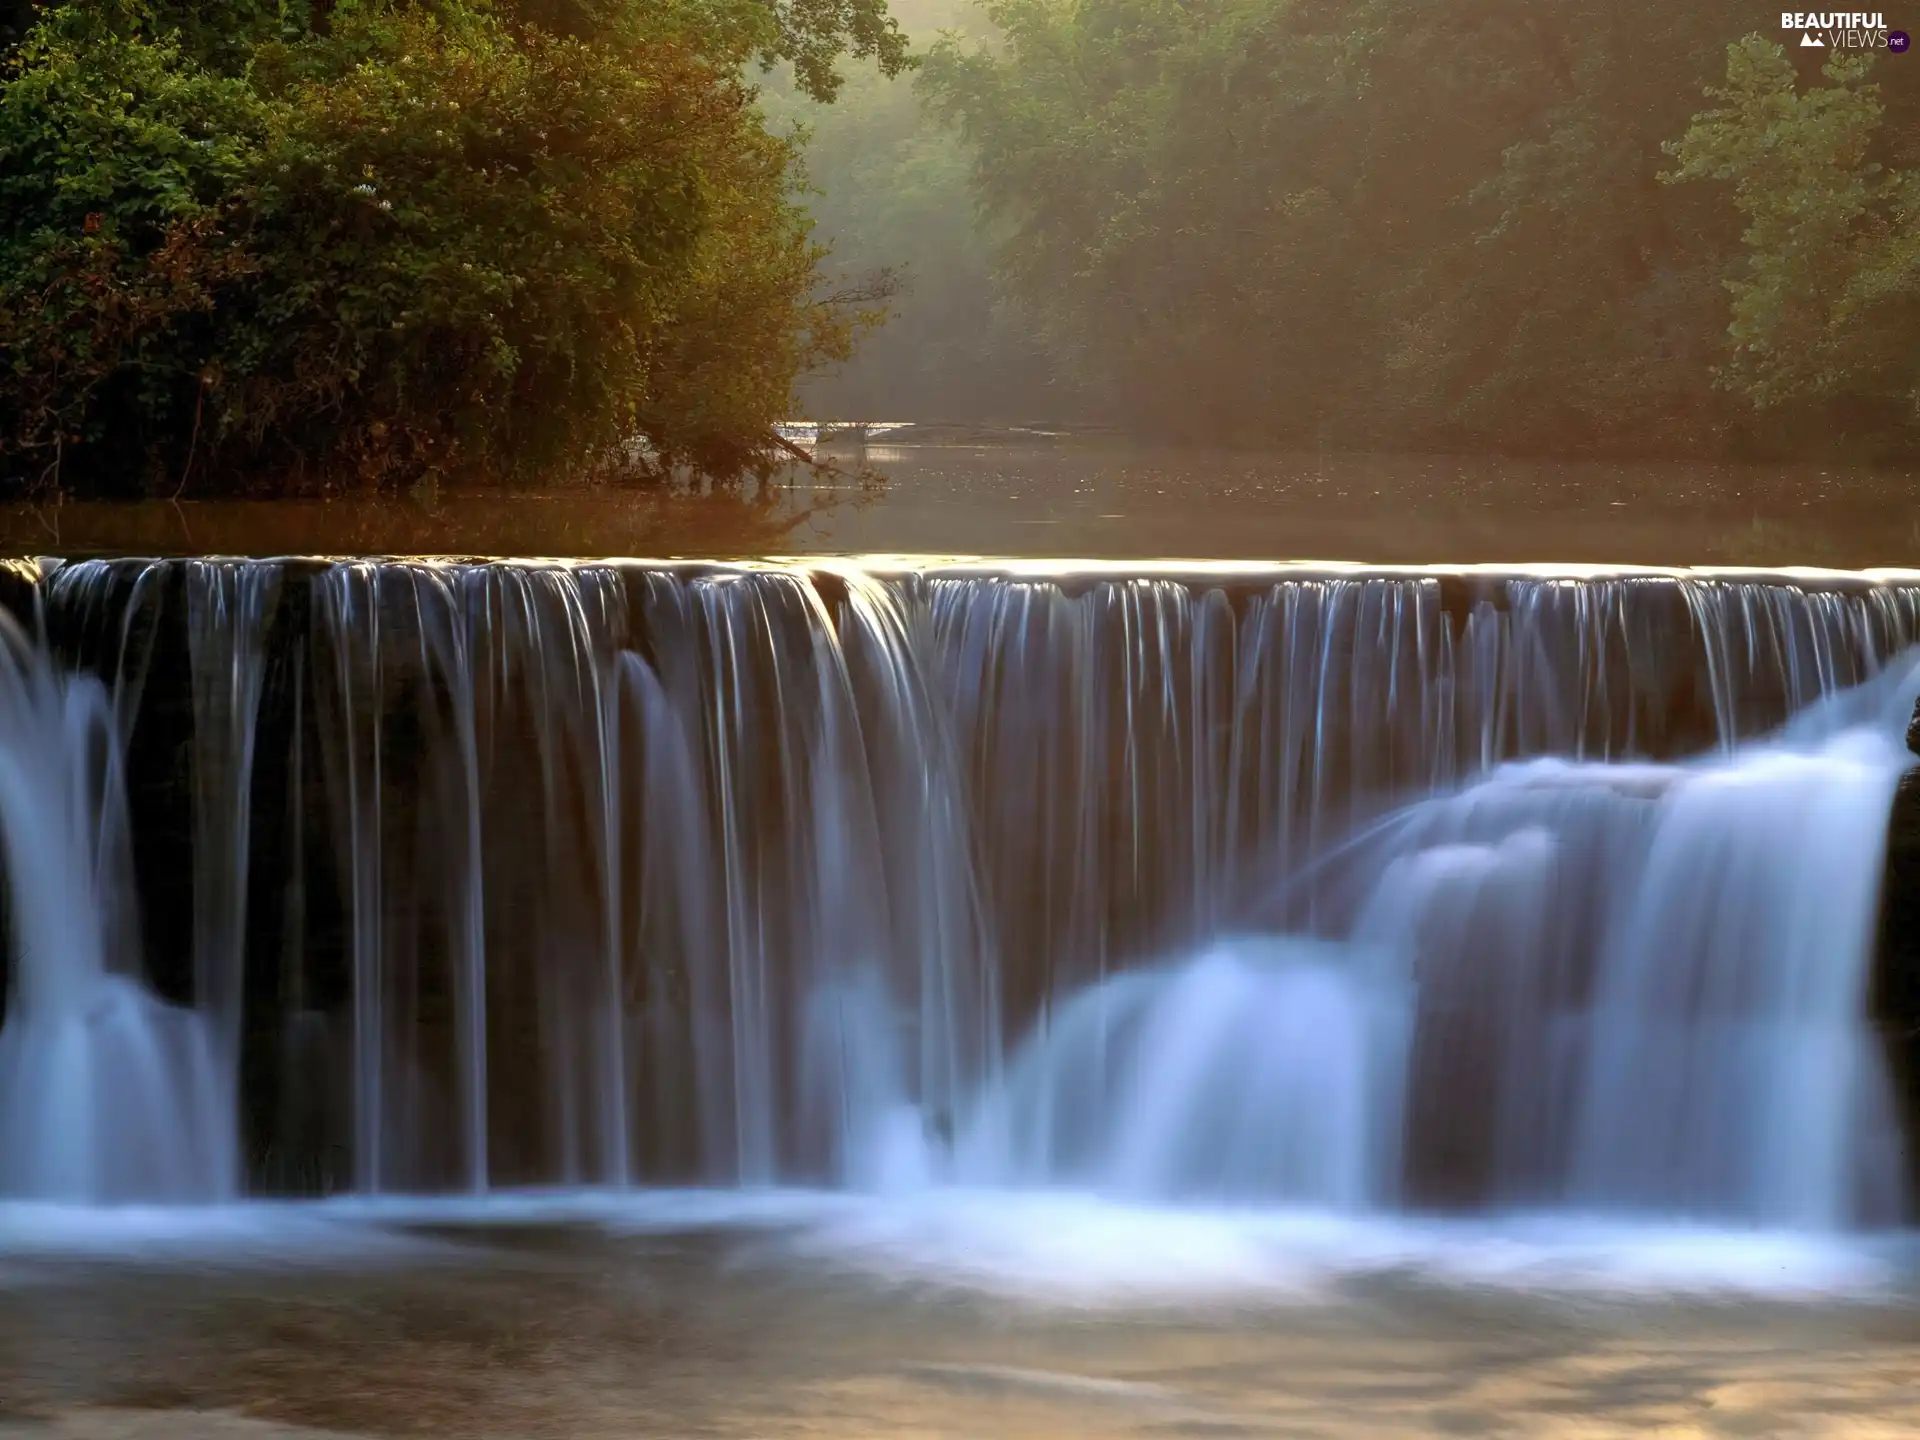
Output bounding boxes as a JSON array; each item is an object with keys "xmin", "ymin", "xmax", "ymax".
[
  {"xmin": 1, "ymin": 0, "xmax": 1916, "ymax": 495},
  {"xmin": 797, "ymin": 0, "xmax": 1918, "ymax": 458}
]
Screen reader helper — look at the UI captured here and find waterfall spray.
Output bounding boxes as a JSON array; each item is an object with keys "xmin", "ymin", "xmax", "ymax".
[{"xmin": 0, "ymin": 610, "xmax": 232, "ymax": 1204}]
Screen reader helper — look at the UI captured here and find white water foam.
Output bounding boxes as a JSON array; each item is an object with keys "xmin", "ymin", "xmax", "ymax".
[
  {"xmin": 0, "ymin": 615, "xmax": 233, "ymax": 1205},
  {"xmin": 0, "ymin": 1186, "xmax": 1901, "ymax": 1305},
  {"xmin": 918, "ymin": 709, "xmax": 1913, "ymax": 1228},
  {"xmin": 278, "ymin": 1191, "xmax": 1920, "ymax": 1303},
  {"xmin": 760, "ymin": 1191, "xmax": 1905, "ymax": 1304},
  {"xmin": 0, "ymin": 1200, "xmax": 435, "ymax": 1274}
]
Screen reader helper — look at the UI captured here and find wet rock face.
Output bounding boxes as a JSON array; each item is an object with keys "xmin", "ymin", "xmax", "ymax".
[
  {"xmin": 1877, "ymin": 770, "xmax": 1920, "ymax": 1199},
  {"xmin": 1898, "ymin": 687, "xmax": 1920, "ymax": 1195}
]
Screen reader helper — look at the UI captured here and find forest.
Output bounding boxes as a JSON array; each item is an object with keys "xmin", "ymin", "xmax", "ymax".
[
  {"xmin": 842, "ymin": 0, "xmax": 1920, "ymax": 458},
  {"xmin": 1, "ymin": 0, "xmax": 1916, "ymax": 495},
  {"xmin": 0, "ymin": 0, "xmax": 908, "ymax": 494}
]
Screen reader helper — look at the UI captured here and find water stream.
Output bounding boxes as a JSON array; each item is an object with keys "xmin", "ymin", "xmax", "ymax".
[
  {"xmin": 0, "ymin": 559, "xmax": 1914, "ymax": 1241},
  {"xmin": 0, "ymin": 606, "xmax": 230, "ymax": 1203}
]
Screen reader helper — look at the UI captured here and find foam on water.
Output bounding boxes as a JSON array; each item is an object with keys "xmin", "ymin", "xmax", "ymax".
[
  {"xmin": 0, "ymin": 1200, "xmax": 434, "ymax": 1272},
  {"xmin": 0, "ymin": 1185, "xmax": 1902, "ymax": 1305},
  {"xmin": 84, "ymin": 1190, "xmax": 1920, "ymax": 1302},
  {"xmin": 756, "ymin": 1191, "xmax": 1908, "ymax": 1304}
]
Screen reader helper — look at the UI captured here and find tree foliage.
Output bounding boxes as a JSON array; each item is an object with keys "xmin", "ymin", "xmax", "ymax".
[
  {"xmin": 0, "ymin": 0, "xmax": 897, "ymax": 495},
  {"xmin": 1667, "ymin": 38, "xmax": 1919, "ymax": 433},
  {"xmin": 921, "ymin": 0, "xmax": 1919, "ymax": 459}
]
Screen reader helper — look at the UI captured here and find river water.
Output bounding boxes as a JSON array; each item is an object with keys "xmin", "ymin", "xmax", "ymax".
[
  {"xmin": 1, "ymin": 443, "xmax": 1914, "ymax": 565},
  {"xmin": 2, "ymin": 1194, "xmax": 1918, "ymax": 1438}
]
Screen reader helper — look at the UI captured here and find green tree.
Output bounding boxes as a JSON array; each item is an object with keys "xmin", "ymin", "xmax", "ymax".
[
  {"xmin": 920, "ymin": 0, "xmax": 1913, "ymax": 459},
  {"xmin": 1376, "ymin": 0, "xmax": 1753, "ymax": 454},
  {"xmin": 1667, "ymin": 37, "xmax": 1919, "ymax": 446},
  {"xmin": 0, "ymin": 0, "xmax": 897, "ymax": 495}
]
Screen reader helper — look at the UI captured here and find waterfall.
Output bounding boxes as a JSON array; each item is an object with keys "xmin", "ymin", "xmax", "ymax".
[
  {"xmin": 187, "ymin": 561, "xmax": 279, "ymax": 1193},
  {"xmin": 950, "ymin": 722, "xmax": 1911, "ymax": 1226},
  {"xmin": 951, "ymin": 938, "xmax": 1411, "ymax": 1208},
  {"xmin": 0, "ymin": 559, "xmax": 1913, "ymax": 1227},
  {"xmin": 0, "ymin": 608, "xmax": 231, "ymax": 1204}
]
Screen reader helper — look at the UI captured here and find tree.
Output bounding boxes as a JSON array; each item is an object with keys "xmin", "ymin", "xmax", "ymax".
[
  {"xmin": 1666, "ymin": 37, "xmax": 1919, "ymax": 449},
  {"xmin": 0, "ymin": 0, "xmax": 900, "ymax": 496},
  {"xmin": 1375, "ymin": 0, "xmax": 1754, "ymax": 454},
  {"xmin": 920, "ymin": 0, "xmax": 1915, "ymax": 459}
]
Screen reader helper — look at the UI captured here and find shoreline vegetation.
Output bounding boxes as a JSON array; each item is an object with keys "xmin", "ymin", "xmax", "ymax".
[
  {"xmin": 1, "ymin": 0, "xmax": 1916, "ymax": 503},
  {"xmin": 0, "ymin": 0, "xmax": 908, "ymax": 499},
  {"xmin": 907, "ymin": 1, "xmax": 1919, "ymax": 465}
]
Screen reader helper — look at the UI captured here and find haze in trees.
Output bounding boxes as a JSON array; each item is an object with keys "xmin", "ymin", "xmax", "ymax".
[{"xmin": 918, "ymin": 0, "xmax": 1918, "ymax": 459}]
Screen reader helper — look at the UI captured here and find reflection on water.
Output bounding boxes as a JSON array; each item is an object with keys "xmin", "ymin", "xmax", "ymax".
[
  {"xmin": 818, "ymin": 445, "xmax": 1920, "ymax": 567},
  {"xmin": 0, "ymin": 482, "xmax": 870, "ymax": 563},
  {"xmin": 1, "ymin": 444, "xmax": 1915, "ymax": 564},
  {"xmin": 1, "ymin": 1196, "xmax": 1917, "ymax": 1438}
]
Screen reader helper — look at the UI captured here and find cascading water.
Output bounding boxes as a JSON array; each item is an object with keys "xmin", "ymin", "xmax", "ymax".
[
  {"xmin": 0, "ymin": 558, "xmax": 1915, "ymax": 1234},
  {"xmin": 964, "ymin": 715, "xmax": 1912, "ymax": 1226},
  {"xmin": 951, "ymin": 937, "xmax": 1411, "ymax": 1209},
  {"xmin": 0, "ymin": 608, "xmax": 231, "ymax": 1204}
]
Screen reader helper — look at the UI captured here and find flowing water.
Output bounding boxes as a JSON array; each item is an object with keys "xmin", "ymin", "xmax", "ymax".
[
  {"xmin": 0, "ymin": 555, "xmax": 1917, "ymax": 1434},
  {"xmin": 0, "ymin": 606, "xmax": 230, "ymax": 1205}
]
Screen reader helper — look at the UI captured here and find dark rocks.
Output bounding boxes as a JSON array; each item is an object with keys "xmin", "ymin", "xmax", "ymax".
[{"xmin": 1874, "ymin": 769, "xmax": 1920, "ymax": 1201}]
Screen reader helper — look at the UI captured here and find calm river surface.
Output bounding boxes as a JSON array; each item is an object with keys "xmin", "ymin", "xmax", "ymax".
[
  {"xmin": 1, "ymin": 1195, "xmax": 1917, "ymax": 1439},
  {"xmin": 2, "ymin": 443, "xmax": 1914, "ymax": 566}
]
